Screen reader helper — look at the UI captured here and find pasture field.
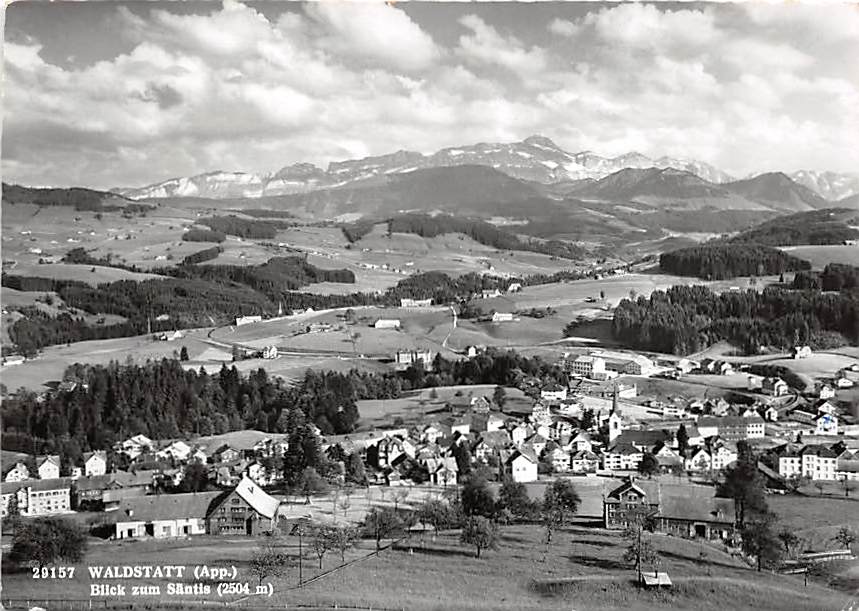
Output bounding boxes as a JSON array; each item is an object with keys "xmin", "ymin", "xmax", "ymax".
[
  {"xmin": 780, "ymin": 244, "xmax": 859, "ymax": 269},
  {"xmin": 355, "ymin": 384, "xmax": 529, "ymax": 429},
  {"xmin": 4, "ymin": 262, "xmax": 167, "ymax": 285},
  {"xmin": 5, "ymin": 521, "xmax": 844, "ymax": 611},
  {"xmin": 0, "ymin": 329, "xmax": 216, "ymax": 391}
]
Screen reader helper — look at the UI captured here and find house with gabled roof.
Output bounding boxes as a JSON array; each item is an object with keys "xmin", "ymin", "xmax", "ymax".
[
  {"xmin": 571, "ymin": 450, "xmax": 600, "ymax": 473},
  {"xmin": 506, "ymin": 448, "xmax": 538, "ymax": 483},
  {"xmin": 603, "ymin": 478, "xmax": 735, "ymax": 541},
  {"xmin": 603, "ymin": 443, "xmax": 643, "ymax": 471},
  {"xmin": 114, "ymin": 491, "xmax": 222, "ymax": 539},
  {"xmin": 545, "ymin": 445, "xmax": 571, "ymax": 473},
  {"xmin": 2, "ymin": 460, "xmax": 30, "ymax": 483},
  {"xmin": 37, "ymin": 455, "xmax": 61, "ymax": 480},
  {"xmin": 207, "ymin": 475, "xmax": 281, "ymax": 535},
  {"xmin": 83, "ymin": 451, "xmax": 108, "ymax": 477}
]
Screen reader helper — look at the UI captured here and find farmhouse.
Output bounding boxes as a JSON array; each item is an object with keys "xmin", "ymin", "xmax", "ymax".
[
  {"xmin": 491, "ymin": 312, "xmax": 514, "ymax": 323},
  {"xmin": 793, "ymin": 346, "xmax": 812, "ymax": 359},
  {"xmin": 207, "ymin": 476, "xmax": 281, "ymax": 535},
  {"xmin": 696, "ymin": 415, "xmax": 765, "ymax": 441},
  {"xmin": 763, "ymin": 377, "xmax": 789, "ymax": 397},
  {"xmin": 114, "ymin": 491, "xmax": 222, "ymax": 540},
  {"xmin": 603, "ymin": 479, "xmax": 735, "ymax": 541},
  {"xmin": 374, "ymin": 318, "xmax": 401, "ymax": 330}
]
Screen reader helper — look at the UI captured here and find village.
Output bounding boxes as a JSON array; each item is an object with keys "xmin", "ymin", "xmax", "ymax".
[{"xmin": 3, "ymin": 344, "xmax": 857, "ymax": 552}]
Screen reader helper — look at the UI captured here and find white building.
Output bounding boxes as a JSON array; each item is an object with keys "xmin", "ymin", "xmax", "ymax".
[
  {"xmin": 37, "ymin": 455, "xmax": 61, "ymax": 480},
  {"xmin": 374, "ymin": 318, "xmax": 401, "ymax": 330},
  {"xmin": 114, "ymin": 491, "xmax": 221, "ymax": 539},
  {"xmin": 400, "ymin": 298, "xmax": 432, "ymax": 308},
  {"xmin": 84, "ymin": 451, "xmax": 108, "ymax": 477},
  {"xmin": 1, "ymin": 479, "xmax": 72, "ymax": 517},
  {"xmin": 506, "ymin": 450, "xmax": 538, "ymax": 483},
  {"xmin": 491, "ymin": 312, "xmax": 514, "ymax": 323},
  {"xmin": 570, "ymin": 355, "xmax": 606, "ymax": 379}
]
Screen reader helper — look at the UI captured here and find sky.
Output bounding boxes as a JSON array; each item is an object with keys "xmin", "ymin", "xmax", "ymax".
[{"xmin": 3, "ymin": 1, "xmax": 859, "ymax": 189}]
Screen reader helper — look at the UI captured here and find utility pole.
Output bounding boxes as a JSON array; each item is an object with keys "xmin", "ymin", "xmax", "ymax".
[{"xmin": 297, "ymin": 523, "xmax": 303, "ymax": 586}]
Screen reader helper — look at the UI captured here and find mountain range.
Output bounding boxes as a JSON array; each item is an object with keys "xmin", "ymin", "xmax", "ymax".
[{"xmin": 117, "ymin": 135, "xmax": 858, "ymax": 202}]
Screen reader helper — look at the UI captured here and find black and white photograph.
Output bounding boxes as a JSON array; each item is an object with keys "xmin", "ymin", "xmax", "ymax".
[{"xmin": 1, "ymin": 1, "xmax": 858, "ymax": 610}]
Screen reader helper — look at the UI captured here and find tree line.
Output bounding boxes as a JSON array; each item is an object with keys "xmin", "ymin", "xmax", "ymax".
[
  {"xmin": 198, "ymin": 215, "xmax": 293, "ymax": 240},
  {"xmin": 793, "ymin": 263, "xmax": 859, "ymax": 292},
  {"xmin": 182, "ymin": 228, "xmax": 226, "ymax": 243},
  {"xmin": 612, "ymin": 284, "xmax": 859, "ymax": 355}
]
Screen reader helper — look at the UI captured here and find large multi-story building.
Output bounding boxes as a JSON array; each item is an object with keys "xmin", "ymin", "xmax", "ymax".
[
  {"xmin": 696, "ymin": 415, "xmax": 765, "ymax": 441},
  {"xmin": 569, "ymin": 355, "xmax": 606, "ymax": 379},
  {"xmin": 1, "ymin": 478, "xmax": 72, "ymax": 517}
]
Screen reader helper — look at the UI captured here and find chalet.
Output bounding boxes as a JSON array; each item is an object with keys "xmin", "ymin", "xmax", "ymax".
[
  {"xmin": 1, "ymin": 478, "xmax": 72, "ymax": 517},
  {"xmin": 491, "ymin": 312, "xmax": 514, "ymax": 323},
  {"xmin": 84, "ymin": 451, "xmax": 108, "ymax": 477},
  {"xmin": 546, "ymin": 446, "xmax": 571, "ymax": 472},
  {"xmin": 3, "ymin": 461, "xmax": 30, "ymax": 483},
  {"xmin": 571, "ymin": 450, "xmax": 600, "ymax": 473},
  {"xmin": 114, "ymin": 491, "xmax": 222, "ymax": 539},
  {"xmin": 525, "ymin": 433, "xmax": 548, "ymax": 457},
  {"xmin": 207, "ymin": 476, "xmax": 281, "ymax": 535},
  {"xmin": 511, "ymin": 422, "xmax": 535, "ymax": 446},
  {"xmin": 685, "ymin": 448, "xmax": 712, "ymax": 473},
  {"xmin": 481, "ymin": 289, "xmax": 502, "ymax": 299},
  {"xmin": 818, "ymin": 385, "xmax": 836, "ymax": 400},
  {"xmin": 471, "ymin": 412, "xmax": 505, "ymax": 433},
  {"xmin": 158, "ymin": 330, "xmax": 183, "ymax": 342},
  {"xmin": 763, "ymin": 377, "xmax": 789, "ymax": 397},
  {"xmin": 836, "ymin": 450, "xmax": 859, "ymax": 481},
  {"xmin": 212, "ymin": 445, "xmax": 241, "ymax": 464},
  {"xmin": 835, "ymin": 377, "xmax": 855, "ymax": 389},
  {"xmin": 116, "ymin": 435, "xmax": 155, "ymax": 459},
  {"xmin": 424, "ymin": 457, "xmax": 458, "ymax": 487},
  {"xmin": 156, "ymin": 441, "xmax": 193, "ymax": 462},
  {"xmin": 306, "ymin": 322, "xmax": 334, "ymax": 333},
  {"xmin": 470, "ymin": 396, "xmax": 492, "ymax": 413},
  {"xmin": 473, "ymin": 431, "xmax": 512, "ymax": 462},
  {"xmin": 793, "ymin": 346, "xmax": 812, "ymax": 359},
  {"xmin": 374, "ymin": 318, "xmax": 401, "ymax": 330},
  {"xmin": 603, "ymin": 479, "xmax": 735, "ymax": 541},
  {"xmin": 262, "ymin": 345, "xmax": 278, "ymax": 359},
  {"xmin": 569, "ymin": 431, "xmax": 593, "ymax": 453},
  {"xmin": 506, "ymin": 449, "xmax": 538, "ymax": 483},
  {"xmin": 37, "ymin": 455, "xmax": 61, "ymax": 480},
  {"xmin": 816, "ymin": 413, "xmax": 839, "ymax": 436},
  {"xmin": 507, "ymin": 282, "xmax": 522, "ymax": 293}
]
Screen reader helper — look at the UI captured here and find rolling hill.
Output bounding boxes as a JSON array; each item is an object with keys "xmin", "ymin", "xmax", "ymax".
[
  {"xmin": 724, "ymin": 172, "xmax": 829, "ymax": 212},
  {"xmin": 729, "ymin": 207, "xmax": 859, "ymax": 246},
  {"xmin": 2, "ymin": 183, "xmax": 148, "ymax": 212}
]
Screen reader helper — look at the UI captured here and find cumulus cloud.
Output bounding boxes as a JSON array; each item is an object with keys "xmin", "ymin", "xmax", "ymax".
[{"xmin": 2, "ymin": 1, "xmax": 857, "ymax": 188}]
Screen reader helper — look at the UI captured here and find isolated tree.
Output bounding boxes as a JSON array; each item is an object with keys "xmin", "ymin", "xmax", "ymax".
[
  {"xmin": 345, "ymin": 453, "xmax": 366, "ymax": 485},
  {"xmin": 741, "ymin": 517, "xmax": 783, "ymax": 571},
  {"xmin": 623, "ymin": 513, "xmax": 659, "ymax": 583},
  {"xmin": 778, "ymin": 528, "xmax": 801, "ymax": 558},
  {"xmin": 6, "ymin": 494, "xmax": 21, "ymax": 523},
  {"xmin": 249, "ymin": 539, "xmax": 289, "ymax": 586},
  {"xmin": 10, "ymin": 517, "xmax": 87, "ymax": 569},
  {"xmin": 492, "ymin": 386, "xmax": 507, "ymax": 410},
  {"xmin": 842, "ymin": 478, "xmax": 858, "ymax": 498},
  {"xmin": 833, "ymin": 526, "xmax": 857, "ymax": 551},
  {"xmin": 814, "ymin": 480, "xmax": 826, "ymax": 496},
  {"xmin": 460, "ymin": 516, "xmax": 498, "ymax": 559},
  {"xmin": 417, "ymin": 499, "xmax": 453, "ymax": 539},
  {"xmin": 637, "ymin": 453, "xmax": 660, "ymax": 478},
  {"xmin": 348, "ymin": 331, "xmax": 361, "ymax": 355},
  {"xmin": 600, "ymin": 290, "xmax": 606, "ymax": 300},
  {"xmin": 339, "ymin": 496, "xmax": 352, "ymax": 518},
  {"xmin": 498, "ymin": 479, "xmax": 535, "ymax": 520},
  {"xmin": 363, "ymin": 507, "xmax": 403, "ymax": 552},
  {"xmin": 541, "ymin": 479, "xmax": 581, "ymax": 544},
  {"xmin": 676, "ymin": 424, "xmax": 689, "ymax": 457},
  {"xmin": 311, "ymin": 526, "xmax": 333, "ymax": 569},
  {"xmin": 717, "ymin": 442, "xmax": 767, "ymax": 528},
  {"xmin": 180, "ymin": 346, "xmax": 189, "ymax": 361},
  {"xmin": 329, "ymin": 526, "xmax": 357, "ymax": 563},
  {"xmin": 461, "ymin": 476, "xmax": 496, "ymax": 518},
  {"xmin": 298, "ymin": 467, "xmax": 328, "ymax": 503},
  {"xmin": 181, "ymin": 462, "xmax": 209, "ymax": 492}
]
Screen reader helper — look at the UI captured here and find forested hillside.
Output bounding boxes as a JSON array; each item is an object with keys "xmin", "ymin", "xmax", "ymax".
[
  {"xmin": 729, "ymin": 208, "xmax": 859, "ymax": 246},
  {"xmin": 659, "ymin": 244, "xmax": 811, "ymax": 279},
  {"xmin": 612, "ymin": 284, "xmax": 859, "ymax": 354}
]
